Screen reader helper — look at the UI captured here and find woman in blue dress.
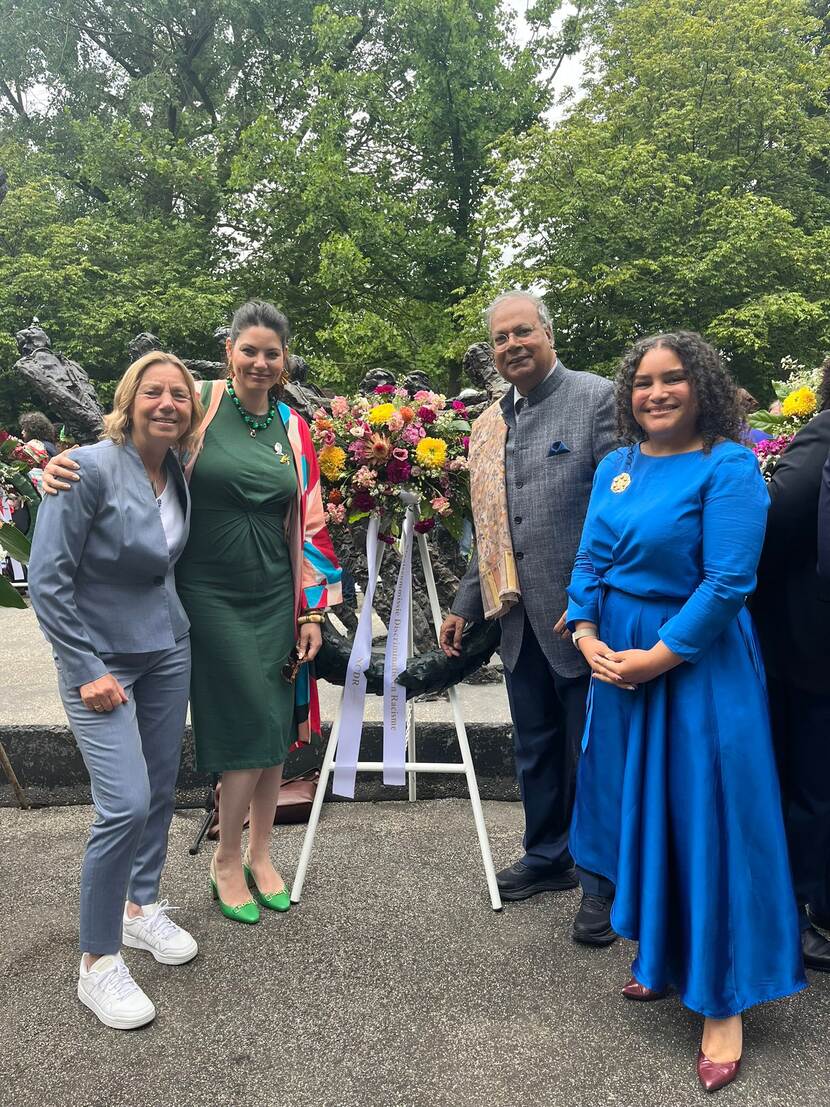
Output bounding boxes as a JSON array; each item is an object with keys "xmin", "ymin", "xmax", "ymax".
[{"xmin": 567, "ymin": 332, "xmax": 805, "ymax": 1092}]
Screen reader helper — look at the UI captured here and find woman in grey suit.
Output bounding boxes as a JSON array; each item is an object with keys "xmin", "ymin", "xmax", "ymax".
[{"xmin": 28, "ymin": 351, "xmax": 204, "ymax": 1030}]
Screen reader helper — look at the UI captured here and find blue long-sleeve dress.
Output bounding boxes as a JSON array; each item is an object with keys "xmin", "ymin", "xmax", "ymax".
[{"xmin": 567, "ymin": 441, "xmax": 806, "ymax": 1017}]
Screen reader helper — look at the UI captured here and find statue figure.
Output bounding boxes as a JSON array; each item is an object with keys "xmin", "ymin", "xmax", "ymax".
[
  {"xmin": 402, "ymin": 370, "xmax": 432, "ymax": 395},
  {"xmin": 12, "ymin": 323, "xmax": 104, "ymax": 442},
  {"xmin": 463, "ymin": 341, "xmax": 508, "ymax": 403},
  {"xmin": 358, "ymin": 367, "xmax": 397, "ymax": 394},
  {"xmin": 282, "ymin": 353, "xmax": 329, "ymax": 422},
  {"xmin": 128, "ymin": 332, "xmax": 162, "ymax": 361}
]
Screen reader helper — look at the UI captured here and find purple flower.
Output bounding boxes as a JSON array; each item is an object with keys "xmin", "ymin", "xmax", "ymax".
[
  {"xmin": 351, "ymin": 490, "xmax": 376, "ymax": 512},
  {"xmin": 414, "ymin": 517, "xmax": 435, "ymax": 534},
  {"xmin": 385, "ymin": 459, "xmax": 412, "ymax": 483},
  {"xmin": 378, "ymin": 532, "xmax": 397, "ymax": 545},
  {"xmin": 461, "ymin": 435, "xmax": 470, "ymax": 452}
]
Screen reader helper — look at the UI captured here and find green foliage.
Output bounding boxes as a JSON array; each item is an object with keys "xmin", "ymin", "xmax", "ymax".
[{"xmin": 493, "ymin": 0, "xmax": 830, "ymax": 397}]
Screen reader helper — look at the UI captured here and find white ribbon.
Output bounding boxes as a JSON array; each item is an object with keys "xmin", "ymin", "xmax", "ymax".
[
  {"xmin": 332, "ymin": 515, "xmax": 383, "ymax": 798},
  {"xmin": 382, "ymin": 499, "xmax": 417, "ymax": 785}
]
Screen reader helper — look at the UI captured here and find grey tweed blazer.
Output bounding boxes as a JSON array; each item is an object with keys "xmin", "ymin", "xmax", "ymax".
[
  {"xmin": 451, "ymin": 362, "xmax": 617, "ymax": 678},
  {"xmin": 28, "ymin": 438, "xmax": 191, "ymax": 689}
]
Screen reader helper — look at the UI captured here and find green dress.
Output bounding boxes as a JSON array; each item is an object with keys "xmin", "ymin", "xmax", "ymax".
[{"xmin": 176, "ymin": 387, "xmax": 297, "ymax": 773}]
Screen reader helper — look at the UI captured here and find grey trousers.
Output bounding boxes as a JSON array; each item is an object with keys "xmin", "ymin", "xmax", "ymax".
[{"xmin": 56, "ymin": 636, "xmax": 190, "ymax": 954}]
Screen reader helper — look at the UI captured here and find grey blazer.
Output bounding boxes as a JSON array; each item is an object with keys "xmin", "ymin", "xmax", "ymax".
[
  {"xmin": 28, "ymin": 438, "xmax": 191, "ymax": 689},
  {"xmin": 451, "ymin": 362, "xmax": 617, "ymax": 677}
]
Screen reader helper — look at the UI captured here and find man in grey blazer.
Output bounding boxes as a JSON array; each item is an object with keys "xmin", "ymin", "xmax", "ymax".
[{"xmin": 440, "ymin": 291, "xmax": 618, "ymax": 944}]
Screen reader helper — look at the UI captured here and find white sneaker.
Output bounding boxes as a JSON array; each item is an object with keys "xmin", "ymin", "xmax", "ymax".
[
  {"xmin": 77, "ymin": 953, "xmax": 156, "ymax": 1030},
  {"xmin": 122, "ymin": 899, "xmax": 198, "ymax": 965}
]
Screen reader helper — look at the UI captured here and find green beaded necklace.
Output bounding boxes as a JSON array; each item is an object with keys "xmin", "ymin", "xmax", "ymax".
[{"xmin": 226, "ymin": 378, "xmax": 277, "ymax": 437}]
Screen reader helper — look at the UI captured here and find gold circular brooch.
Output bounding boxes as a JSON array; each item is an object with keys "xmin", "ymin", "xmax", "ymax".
[{"xmin": 610, "ymin": 473, "xmax": 631, "ymax": 494}]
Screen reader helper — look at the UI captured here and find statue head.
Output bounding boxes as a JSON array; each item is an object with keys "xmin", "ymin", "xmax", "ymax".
[
  {"xmin": 128, "ymin": 332, "xmax": 162, "ymax": 362},
  {"xmin": 462, "ymin": 342, "xmax": 498, "ymax": 390},
  {"xmin": 213, "ymin": 325, "xmax": 230, "ymax": 354},
  {"xmin": 287, "ymin": 353, "xmax": 310, "ymax": 384},
  {"xmin": 402, "ymin": 370, "xmax": 432, "ymax": 395},
  {"xmin": 15, "ymin": 325, "xmax": 51, "ymax": 357},
  {"xmin": 358, "ymin": 367, "xmax": 398, "ymax": 394}
]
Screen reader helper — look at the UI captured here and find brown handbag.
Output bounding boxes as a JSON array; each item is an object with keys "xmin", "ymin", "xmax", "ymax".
[{"xmin": 205, "ymin": 770, "xmax": 319, "ymax": 840}]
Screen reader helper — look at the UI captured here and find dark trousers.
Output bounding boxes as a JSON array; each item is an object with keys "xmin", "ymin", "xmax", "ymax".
[
  {"xmin": 503, "ymin": 617, "xmax": 589, "ymax": 871},
  {"xmin": 769, "ymin": 676, "xmax": 830, "ymax": 911}
]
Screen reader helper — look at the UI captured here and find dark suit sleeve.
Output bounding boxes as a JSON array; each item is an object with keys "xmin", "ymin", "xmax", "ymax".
[
  {"xmin": 27, "ymin": 453, "xmax": 110, "ymax": 688},
  {"xmin": 591, "ymin": 381, "xmax": 618, "ymax": 464},
  {"xmin": 450, "ymin": 542, "xmax": 486, "ymax": 622},
  {"xmin": 818, "ymin": 448, "xmax": 830, "ymax": 585},
  {"xmin": 760, "ymin": 412, "xmax": 830, "ymax": 575}
]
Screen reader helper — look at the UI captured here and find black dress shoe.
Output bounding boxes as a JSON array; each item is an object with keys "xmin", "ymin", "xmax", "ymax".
[
  {"xmin": 807, "ymin": 906, "xmax": 830, "ymax": 931},
  {"xmin": 495, "ymin": 861, "xmax": 578, "ymax": 901},
  {"xmin": 572, "ymin": 893, "xmax": 617, "ymax": 946},
  {"xmin": 802, "ymin": 924, "xmax": 830, "ymax": 971}
]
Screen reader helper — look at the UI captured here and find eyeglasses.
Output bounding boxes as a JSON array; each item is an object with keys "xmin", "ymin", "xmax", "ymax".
[{"xmin": 491, "ymin": 324, "xmax": 538, "ymax": 350}]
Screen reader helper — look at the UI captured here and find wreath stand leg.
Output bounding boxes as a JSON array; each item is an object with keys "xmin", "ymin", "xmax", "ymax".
[{"xmin": 291, "ymin": 531, "xmax": 502, "ymax": 911}]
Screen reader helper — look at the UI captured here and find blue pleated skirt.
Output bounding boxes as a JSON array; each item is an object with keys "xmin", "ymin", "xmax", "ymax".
[{"xmin": 570, "ymin": 588, "xmax": 807, "ymax": 1017}]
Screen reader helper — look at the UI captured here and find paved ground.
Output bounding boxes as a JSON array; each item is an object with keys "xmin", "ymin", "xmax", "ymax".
[
  {"xmin": 0, "ymin": 606, "xmax": 510, "ymax": 726},
  {"xmin": 3, "ymin": 800, "xmax": 829, "ymax": 1107}
]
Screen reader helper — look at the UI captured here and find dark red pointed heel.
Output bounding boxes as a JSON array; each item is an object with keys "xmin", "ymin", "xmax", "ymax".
[
  {"xmin": 621, "ymin": 976, "xmax": 667, "ymax": 1001},
  {"xmin": 697, "ymin": 1049, "xmax": 741, "ymax": 1092}
]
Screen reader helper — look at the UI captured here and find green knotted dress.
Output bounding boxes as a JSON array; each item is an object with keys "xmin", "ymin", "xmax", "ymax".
[{"xmin": 176, "ymin": 387, "xmax": 298, "ymax": 773}]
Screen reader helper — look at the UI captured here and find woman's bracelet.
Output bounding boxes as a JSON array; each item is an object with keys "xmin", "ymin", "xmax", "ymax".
[
  {"xmin": 297, "ymin": 612, "xmax": 326, "ymax": 626},
  {"xmin": 572, "ymin": 625, "xmax": 598, "ymax": 648}
]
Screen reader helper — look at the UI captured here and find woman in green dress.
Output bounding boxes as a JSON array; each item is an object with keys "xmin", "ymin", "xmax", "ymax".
[{"xmin": 180, "ymin": 301, "xmax": 342, "ymax": 922}]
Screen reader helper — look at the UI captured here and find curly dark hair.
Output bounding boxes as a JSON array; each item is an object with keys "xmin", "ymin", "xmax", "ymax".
[
  {"xmin": 819, "ymin": 355, "xmax": 830, "ymax": 412},
  {"xmin": 616, "ymin": 331, "xmax": 743, "ymax": 451}
]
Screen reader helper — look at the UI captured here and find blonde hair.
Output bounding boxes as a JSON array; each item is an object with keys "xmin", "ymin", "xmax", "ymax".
[{"xmin": 102, "ymin": 351, "xmax": 204, "ymax": 455}]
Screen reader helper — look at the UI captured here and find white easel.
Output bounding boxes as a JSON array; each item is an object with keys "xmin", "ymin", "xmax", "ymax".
[{"xmin": 290, "ymin": 528, "xmax": 503, "ymax": 911}]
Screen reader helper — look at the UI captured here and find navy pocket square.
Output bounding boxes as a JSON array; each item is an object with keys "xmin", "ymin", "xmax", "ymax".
[{"xmin": 548, "ymin": 441, "xmax": 571, "ymax": 456}]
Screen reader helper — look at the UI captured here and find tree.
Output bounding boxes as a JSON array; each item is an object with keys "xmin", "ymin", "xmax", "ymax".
[{"xmin": 496, "ymin": 0, "xmax": 830, "ymax": 397}]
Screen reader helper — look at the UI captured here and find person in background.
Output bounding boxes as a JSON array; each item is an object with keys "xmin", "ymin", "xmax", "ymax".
[
  {"xmin": 19, "ymin": 410, "xmax": 58, "ymax": 458},
  {"xmin": 568, "ymin": 332, "xmax": 804, "ymax": 1091},
  {"xmin": 28, "ymin": 352, "xmax": 203, "ymax": 1030},
  {"xmin": 439, "ymin": 290, "xmax": 619, "ymax": 945},
  {"xmin": 753, "ymin": 354, "xmax": 830, "ymax": 967}
]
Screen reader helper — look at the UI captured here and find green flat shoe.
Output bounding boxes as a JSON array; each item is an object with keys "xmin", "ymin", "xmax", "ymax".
[
  {"xmin": 209, "ymin": 857, "xmax": 260, "ymax": 924},
  {"xmin": 243, "ymin": 856, "xmax": 292, "ymax": 912}
]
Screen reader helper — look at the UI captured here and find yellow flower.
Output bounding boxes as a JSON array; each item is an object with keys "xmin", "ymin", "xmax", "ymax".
[
  {"xmin": 318, "ymin": 445, "xmax": 346, "ymax": 481},
  {"xmin": 415, "ymin": 437, "xmax": 447, "ymax": 470},
  {"xmin": 367, "ymin": 403, "xmax": 396, "ymax": 426},
  {"xmin": 781, "ymin": 387, "xmax": 817, "ymax": 419}
]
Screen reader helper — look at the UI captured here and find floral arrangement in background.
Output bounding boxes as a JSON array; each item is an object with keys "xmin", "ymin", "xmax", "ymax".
[
  {"xmin": 0, "ymin": 430, "xmax": 46, "ymax": 500},
  {"xmin": 309, "ymin": 385, "xmax": 471, "ymax": 539},
  {"xmin": 748, "ymin": 357, "xmax": 823, "ymax": 480}
]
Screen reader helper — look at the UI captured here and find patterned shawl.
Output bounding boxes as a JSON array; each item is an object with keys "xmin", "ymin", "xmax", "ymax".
[{"xmin": 467, "ymin": 399, "xmax": 520, "ymax": 619}]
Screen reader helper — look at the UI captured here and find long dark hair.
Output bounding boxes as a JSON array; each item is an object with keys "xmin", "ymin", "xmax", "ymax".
[{"xmin": 616, "ymin": 331, "xmax": 743, "ymax": 451}]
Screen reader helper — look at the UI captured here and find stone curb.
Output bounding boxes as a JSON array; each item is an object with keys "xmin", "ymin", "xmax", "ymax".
[{"xmin": 0, "ymin": 721, "xmax": 519, "ymax": 807}]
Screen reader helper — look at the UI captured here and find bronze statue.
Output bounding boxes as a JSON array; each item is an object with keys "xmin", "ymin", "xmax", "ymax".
[{"xmin": 12, "ymin": 324, "xmax": 104, "ymax": 442}]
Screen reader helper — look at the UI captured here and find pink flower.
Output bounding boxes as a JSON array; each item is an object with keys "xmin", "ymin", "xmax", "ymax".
[
  {"xmin": 326, "ymin": 503, "xmax": 346, "ymax": 525},
  {"xmin": 431, "ymin": 496, "xmax": 451, "ymax": 516},
  {"xmin": 350, "ymin": 422, "xmax": 368, "ymax": 438},
  {"xmin": 392, "ymin": 447, "xmax": 409, "ymax": 461},
  {"xmin": 323, "ymin": 430, "xmax": 336, "ymax": 446},
  {"xmin": 387, "ymin": 411, "xmax": 404, "ymax": 432},
  {"xmin": 414, "ymin": 390, "xmax": 430, "ymax": 402},
  {"xmin": 403, "ymin": 425, "xmax": 424, "ymax": 445},
  {"xmin": 373, "ymin": 384, "xmax": 395, "ymax": 394},
  {"xmin": 353, "ymin": 465, "xmax": 377, "ymax": 488},
  {"xmin": 448, "ymin": 457, "xmax": 469, "ymax": 472},
  {"xmin": 331, "ymin": 396, "xmax": 350, "ymax": 417},
  {"xmin": 417, "ymin": 406, "xmax": 437, "ymax": 424},
  {"xmin": 313, "ymin": 407, "xmax": 328, "ymax": 422},
  {"xmin": 394, "ymin": 387, "xmax": 410, "ymax": 399},
  {"xmin": 348, "ymin": 439, "xmax": 368, "ymax": 461},
  {"xmin": 451, "ymin": 400, "xmax": 467, "ymax": 413},
  {"xmin": 461, "ymin": 435, "xmax": 470, "ymax": 451}
]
